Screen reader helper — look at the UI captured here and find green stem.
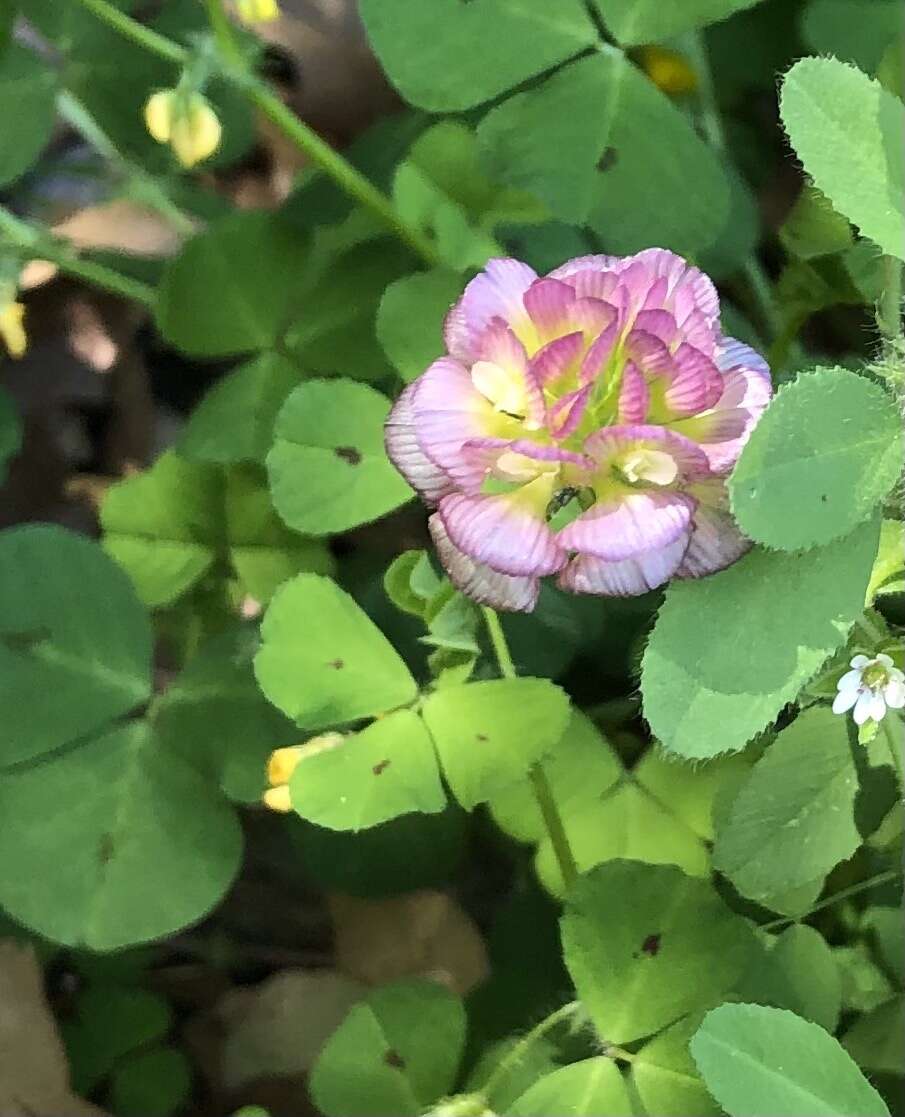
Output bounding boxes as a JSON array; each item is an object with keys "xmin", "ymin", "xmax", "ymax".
[
  {"xmin": 74, "ymin": 0, "xmax": 441, "ymax": 266},
  {"xmin": 760, "ymin": 869, "xmax": 902, "ymax": 932},
  {"xmin": 481, "ymin": 1001, "xmax": 580, "ymax": 1101},
  {"xmin": 56, "ymin": 91, "xmax": 196, "ymax": 236},
  {"xmin": 0, "ymin": 205, "xmax": 156, "ymax": 307},
  {"xmin": 76, "ymin": 0, "xmax": 188, "ymax": 63},
  {"xmin": 878, "ymin": 254, "xmax": 903, "ymax": 340},
  {"xmin": 684, "ymin": 30, "xmax": 781, "ymax": 343},
  {"xmin": 481, "ymin": 607, "xmax": 579, "ymax": 891}
]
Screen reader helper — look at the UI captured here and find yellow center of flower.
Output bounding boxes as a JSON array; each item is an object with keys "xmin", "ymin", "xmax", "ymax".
[
  {"xmin": 471, "ymin": 360, "xmax": 530, "ymax": 420},
  {"xmin": 618, "ymin": 448, "xmax": 678, "ymax": 486}
]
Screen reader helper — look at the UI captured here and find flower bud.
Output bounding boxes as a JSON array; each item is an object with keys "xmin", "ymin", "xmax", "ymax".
[
  {"xmin": 0, "ymin": 296, "xmax": 27, "ymax": 359},
  {"xmin": 144, "ymin": 90, "xmax": 222, "ymax": 168},
  {"xmin": 638, "ymin": 46, "xmax": 697, "ymax": 96},
  {"xmin": 267, "ymin": 745, "xmax": 304, "ymax": 787},
  {"xmin": 236, "ymin": 0, "xmax": 281, "ymax": 24},
  {"xmin": 262, "ymin": 784, "xmax": 293, "ymax": 813},
  {"xmin": 263, "ymin": 733, "xmax": 344, "ymax": 812}
]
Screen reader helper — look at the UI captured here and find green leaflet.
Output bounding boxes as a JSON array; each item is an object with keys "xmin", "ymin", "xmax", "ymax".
[
  {"xmin": 0, "ymin": 525, "xmax": 151, "ymax": 767},
  {"xmin": 641, "ymin": 518, "xmax": 880, "ymax": 757},
  {"xmin": 780, "ymin": 57, "xmax": 905, "ymax": 261},
  {"xmin": 358, "ymin": 0, "xmax": 596, "ymax": 112},
  {"xmin": 561, "ymin": 861, "xmax": 755, "ymax": 1045},
  {"xmin": 712, "ymin": 708, "xmax": 861, "ymax": 904},
  {"xmin": 254, "ymin": 574, "xmax": 417, "ymax": 728},
  {"xmin": 377, "ymin": 270, "xmax": 463, "ymax": 383},
  {"xmin": 156, "ymin": 212, "xmax": 311, "ymax": 357},
  {"xmin": 690, "ymin": 1003, "xmax": 891, "ymax": 1116},
  {"xmin": 801, "ymin": 0, "xmax": 903, "ymax": 74},
  {"xmin": 509, "ymin": 1058, "xmax": 634, "ymax": 1116},
  {"xmin": 591, "ymin": 0, "xmax": 765, "ymax": 45},
  {"xmin": 734, "ymin": 925, "xmax": 842, "ymax": 1031},
  {"xmin": 478, "ymin": 51, "xmax": 730, "ymax": 253},
  {"xmin": 729, "ymin": 368, "xmax": 902, "ymax": 551},
  {"xmin": 0, "ymin": 45, "xmax": 57, "ymax": 187},
  {"xmin": 0, "ymin": 720, "xmax": 242, "ymax": 951},
  {"xmin": 631, "ymin": 1014, "xmax": 722, "ymax": 1117},
  {"xmin": 421, "ymin": 677, "xmax": 570, "ymax": 809},
  {"xmin": 178, "ymin": 353, "xmax": 300, "ymax": 466},
  {"xmin": 310, "ymin": 980, "xmax": 465, "ymax": 1117},
  {"xmin": 289, "ymin": 709, "xmax": 446, "ymax": 830},
  {"xmin": 267, "ymin": 378, "xmax": 412, "ymax": 536}
]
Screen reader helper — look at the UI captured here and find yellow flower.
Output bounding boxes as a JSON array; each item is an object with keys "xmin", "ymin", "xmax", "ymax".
[
  {"xmin": 262, "ymin": 784, "xmax": 293, "ymax": 813},
  {"xmin": 262, "ymin": 733, "xmax": 344, "ymax": 812},
  {"xmin": 0, "ymin": 300, "xmax": 27, "ymax": 359},
  {"xmin": 144, "ymin": 90, "xmax": 222, "ymax": 168},
  {"xmin": 236, "ymin": 0, "xmax": 280, "ymax": 24},
  {"xmin": 638, "ymin": 46, "xmax": 698, "ymax": 97}
]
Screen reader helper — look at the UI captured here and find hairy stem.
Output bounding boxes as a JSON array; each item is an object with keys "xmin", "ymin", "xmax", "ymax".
[
  {"xmin": 482, "ymin": 607, "xmax": 579, "ymax": 891},
  {"xmin": 878, "ymin": 254, "xmax": 903, "ymax": 340},
  {"xmin": 75, "ymin": 0, "xmax": 441, "ymax": 266},
  {"xmin": 760, "ymin": 868, "xmax": 902, "ymax": 932},
  {"xmin": 883, "ymin": 713, "xmax": 904, "ymax": 798},
  {"xmin": 0, "ymin": 205, "xmax": 157, "ymax": 307},
  {"xmin": 480, "ymin": 1001, "xmax": 581, "ymax": 1100}
]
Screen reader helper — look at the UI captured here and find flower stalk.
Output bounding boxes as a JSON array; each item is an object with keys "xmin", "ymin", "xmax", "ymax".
[{"xmin": 482, "ymin": 606, "xmax": 579, "ymax": 891}]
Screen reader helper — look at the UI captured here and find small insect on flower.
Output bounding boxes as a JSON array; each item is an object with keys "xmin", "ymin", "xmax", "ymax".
[
  {"xmin": 144, "ymin": 90, "xmax": 222, "ymax": 169},
  {"xmin": 832, "ymin": 653, "xmax": 905, "ymax": 726}
]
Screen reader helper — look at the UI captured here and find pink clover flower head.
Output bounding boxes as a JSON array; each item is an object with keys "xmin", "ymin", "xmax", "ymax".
[
  {"xmin": 832, "ymin": 654, "xmax": 905, "ymax": 726},
  {"xmin": 385, "ymin": 249, "xmax": 772, "ymax": 612}
]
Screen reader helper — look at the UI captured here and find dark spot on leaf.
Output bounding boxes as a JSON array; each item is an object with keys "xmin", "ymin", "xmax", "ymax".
[
  {"xmin": 1, "ymin": 626, "xmax": 51, "ymax": 653},
  {"xmin": 476, "ymin": 733, "xmax": 488, "ymax": 742},
  {"xmin": 98, "ymin": 833, "xmax": 115, "ymax": 865},
  {"xmin": 820, "ymin": 494, "xmax": 828, "ymax": 503},
  {"xmin": 597, "ymin": 146, "xmax": 618, "ymax": 172},
  {"xmin": 641, "ymin": 933, "xmax": 661, "ymax": 956},
  {"xmin": 372, "ymin": 759, "xmax": 391, "ymax": 776},
  {"xmin": 329, "ymin": 658, "xmax": 344, "ymax": 670},
  {"xmin": 335, "ymin": 445, "xmax": 362, "ymax": 465},
  {"xmin": 384, "ymin": 1049, "xmax": 406, "ymax": 1069}
]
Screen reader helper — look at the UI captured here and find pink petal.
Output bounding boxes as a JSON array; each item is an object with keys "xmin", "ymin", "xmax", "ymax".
[
  {"xmin": 443, "ymin": 258, "xmax": 537, "ymax": 363},
  {"xmin": 522, "ymin": 278, "xmax": 576, "ymax": 341},
  {"xmin": 618, "ymin": 361, "xmax": 650, "ymax": 423},
  {"xmin": 438, "ymin": 484, "xmax": 567, "ymax": 577},
  {"xmin": 632, "ymin": 309, "xmax": 678, "ymax": 348},
  {"xmin": 461, "ymin": 437, "xmax": 593, "ymax": 478},
  {"xmin": 629, "ymin": 248, "xmax": 720, "ymax": 326},
  {"xmin": 675, "ymin": 480, "xmax": 750, "ymax": 578},
  {"xmin": 411, "ymin": 358, "xmax": 504, "ymax": 492},
  {"xmin": 384, "ymin": 382, "xmax": 455, "ymax": 505},
  {"xmin": 558, "ymin": 533, "xmax": 689, "ymax": 597},
  {"xmin": 716, "ymin": 336, "xmax": 770, "ymax": 381},
  {"xmin": 556, "ymin": 489, "xmax": 696, "ymax": 560},
  {"xmin": 583, "ymin": 424, "xmax": 712, "ymax": 479},
  {"xmin": 549, "ymin": 383, "xmax": 594, "ymax": 439},
  {"xmin": 479, "ymin": 319, "xmax": 546, "ymax": 428},
  {"xmin": 663, "ymin": 344, "xmax": 724, "ymax": 416},
  {"xmin": 569, "ymin": 296, "xmax": 619, "ymax": 336},
  {"xmin": 429, "ymin": 514, "xmax": 539, "ymax": 613},
  {"xmin": 530, "ymin": 332, "xmax": 585, "ymax": 385},
  {"xmin": 579, "ymin": 320, "xmax": 620, "ymax": 383},
  {"xmin": 625, "ymin": 330, "xmax": 673, "ymax": 376},
  {"xmin": 549, "ymin": 254, "xmax": 619, "ymax": 283}
]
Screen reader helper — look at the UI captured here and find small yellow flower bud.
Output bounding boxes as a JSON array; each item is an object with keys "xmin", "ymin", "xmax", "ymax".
[
  {"xmin": 144, "ymin": 90, "xmax": 222, "ymax": 168},
  {"xmin": 236, "ymin": 0, "xmax": 280, "ymax": 24},
  {"xmin": 0, "ymin": 300, "xmax": 27, "ymax": 359},
  {"xmin": 638, "ymin": 46, "xmax": 698, "ymax": 97},
  {"xmin": 267, "ymin": 745, "xmax": 304, "ymax": 788},
  {"xmin": 262, "ymin": 784, "xmax": 293, "ymax": 813}
]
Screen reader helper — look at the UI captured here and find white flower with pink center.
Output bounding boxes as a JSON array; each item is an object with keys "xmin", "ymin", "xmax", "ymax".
[{"xmin": 385, "ymin": 250, "xmax": 772, "ymax": 612}]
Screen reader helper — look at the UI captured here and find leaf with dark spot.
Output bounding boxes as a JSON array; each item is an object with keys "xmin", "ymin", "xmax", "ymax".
[
  {"xmin": 476, "ymin": 733, "xmax": 488, "ymax": 742},
  {"xmin": 329, "ymin": 658, "xmax": 345, "ymax": 670},
  {"xmin": 335, "ymin": 445, "xmax": 362, "ymax": 465},
  {"xmin": 97, "ymin": 833, "xmax": 115, "ymax": 865},
  {"xmin": 641, "ymin": 933, "xmax": 661, "ymax": 957},
  {"xmin": 383, "ymin": 1049, "xmax": 406, "ymax": 1069},
  {"xmin": 372, "ymin": 759, "xmax": 391, "ymax": 776},
  {"xmin": 597, "ymin": 146, "xmax": 618, "ymax": 172}
]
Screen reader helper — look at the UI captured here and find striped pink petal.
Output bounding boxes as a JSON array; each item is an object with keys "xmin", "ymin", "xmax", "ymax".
[
  {"xmin": 556, "ymin": 489, "xmax": 696, "ymax": 560},
  {"xmin": 429, "ymin": 514, "xmax": 539, "ymax": 612},
  {"xmin": 438, "ymin": 484, "xmax": 567, "ymax": 577},
  {"xmin": 558, "ymin": 533, "xmax": 690, "ymax": 597},
  {"xmin": 549, "ymin": 383, "xmax": 594, "ymax": 439},
  {"xmin": 530, "ymin": 332, "xmax": 585, "ymax": 385},
  {"xmin": 522, "ymin": 278, "xmax": 577, "ymax": 341},
  {"xmin": 569, "ymin": 296, "xmax": 618, "ymax": 336},
  {"xmin": 663, "ymin": 344, "xmax": 724, "ymax": 415},
  {"xmin": 384, "ymin": 382, "xmax": 455, "ymax": 505},
  {"xmin": 478, "ymin": 319, "xmax": 546, "ymax": 428},
  {"xmin": 583, "ymin": 424, "xmax": 712, "ymax": 479},
  {"xmin": 443, "ymin": 258, "xmax": 537, "ymax": 363},
  {"xmin": 411, "ymin": 358, "xmax": 505, "ymax": 492},
  {"xmin": 632, "ymin": 309, "xmax": 678, "ymax": 348},
  {"xmin": 618, "ymin": 361, "xmax": 650, "ymax": 423}
]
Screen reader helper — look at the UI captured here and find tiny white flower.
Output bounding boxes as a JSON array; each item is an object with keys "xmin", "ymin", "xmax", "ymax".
[{"xmin": 832, "ymin": 653, "xmax": 905, "ymax": 726}]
